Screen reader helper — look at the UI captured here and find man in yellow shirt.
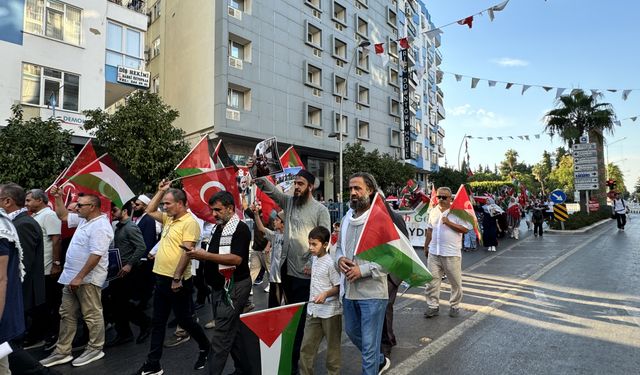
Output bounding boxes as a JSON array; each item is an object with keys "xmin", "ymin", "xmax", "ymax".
[{"xmin": 133, "ymin": 180, "xmax": 210, "ymax": 375}]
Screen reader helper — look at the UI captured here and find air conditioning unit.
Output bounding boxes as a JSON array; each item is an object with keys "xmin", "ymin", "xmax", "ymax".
[
  {"xmin": 228, "ymin": 6, "xmax": 242, "ymax": 20},
  {"xmin": 335, "ymin": 60, "xmax": 344, "ymax": 67},
  {"xmin": 312, "ymin": 88, "xmax": 321, "ymax": 97},
  {"xmin": 228, "ymin": 56, "xmax": 243, "ymax": 69},
  {"xmin": 226, "ymin": 108, "xmax": 240, "ymax": 121},
  {"xmin": 313, "ymin": 48, "xmax": 322, "ymax": 58}
]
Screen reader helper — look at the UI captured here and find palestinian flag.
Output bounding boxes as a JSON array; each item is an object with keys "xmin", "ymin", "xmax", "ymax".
[
  {"xmin": 355, "ymin": 193, "xmax": 432, "ymax": 287},
  {"xmin": 417, "ymin": 185, "xmax": 438, "ymax": 217},
  {"xmin": 212, "ymin": 140, "xmax": 238, "ymax": 171},
  {"xmin": 241, "ymin": 302, "xmax": 306, "ymax": 375},
  {"xmin": 175, "ymin": 135, "xmax": 215, "ymax": 177},
  {"xmin": 279, "ymin": 146, "xmax": 304, "ymax": 169},
  {"xmin": 47, "ymin": 139, "xmax": 99, "ymax": 206},
  {"xmin": 182, "ymin": 167, "xmax": 240, "ymax": 223},
  {"xmin": 450, "ymin": 185, "xmax": 482, "ymax": 244},
  {"xmin": 67, "ymin": 154, "xmax": 136, "ymax": 208}
]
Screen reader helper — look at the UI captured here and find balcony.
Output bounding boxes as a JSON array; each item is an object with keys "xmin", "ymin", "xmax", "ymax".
[
  {"xmin": 435, "ymin": 50, "xmax": 442, "ymax": 66},
  {"xmin": 438, "ymin": 145, "xmax": 446, "ymax": 155},
  {"xmin": 107, "ymin": 0, "xmax": 145, "ymax": 14},
  {"xmin": 437, "ymin": 103, "xmax": 446, "ymax": 119},
  {"xmin": 437, "ymin": 126, "xmax": 445, "ymax": 138}
]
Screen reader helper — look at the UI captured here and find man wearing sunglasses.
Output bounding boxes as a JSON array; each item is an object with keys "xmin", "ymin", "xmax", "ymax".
[{"xmin": 423, "ymin": 187, "xmax": 471, "ymax": 319}]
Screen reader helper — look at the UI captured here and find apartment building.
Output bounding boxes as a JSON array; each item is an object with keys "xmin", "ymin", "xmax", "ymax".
[
  {"xmin": 0, "ymin": 0, "xmax": 148, "ymax": 143},
  {"xmin": 144, "ymin": 0, "xmax": 445, "ymax": 198}
]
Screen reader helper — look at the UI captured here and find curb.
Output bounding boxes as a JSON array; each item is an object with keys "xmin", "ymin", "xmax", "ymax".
[{"xmin": 546, "ymin": 218, "xmax": 612, "ymax": 234}]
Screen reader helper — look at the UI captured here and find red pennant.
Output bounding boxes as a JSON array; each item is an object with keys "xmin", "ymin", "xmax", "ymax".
[
  {"xmin": 457, "ymin": 16, "xmax": 474, "ymax": 29},
  {"xmin": 399, "ymin": 37, "xmax": 410, "ymax": 49},
  {"xmin": 374, "ymin": 43, "xmax": 384, "ymax": 54}
]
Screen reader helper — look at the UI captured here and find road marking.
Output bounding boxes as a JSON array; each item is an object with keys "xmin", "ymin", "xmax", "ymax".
[{"xmin": 392, "ymin": 228, "xmax": 607, "ymax": 374}]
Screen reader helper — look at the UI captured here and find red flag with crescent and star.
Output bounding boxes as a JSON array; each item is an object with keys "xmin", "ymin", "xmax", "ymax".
[{"xmin": 182, "ymin": 166, "xmax": 240, "ymax": 223}]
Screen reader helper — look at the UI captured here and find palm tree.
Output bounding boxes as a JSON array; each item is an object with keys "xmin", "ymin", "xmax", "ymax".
[{"xmin": 543, "ymin": 90, "xmax": 617, "ymax": 210}]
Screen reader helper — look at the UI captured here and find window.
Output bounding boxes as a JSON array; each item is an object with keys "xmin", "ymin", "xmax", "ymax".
[
  {"xmin": 305, "ymin": 21, "xmax": 322, "ymax": 49},
  {"xmin": 304, "ymin": 62, "xmax": 322, "ymax": 89},
  {"xmin": 229, "ymin": 40, "xmax": 244, "ymax": 59},
  {"xmin": 332, "ymin": 36, "xmax": 347, "ymax": 62},
  {"xmin": 356, "ymin": 16, "xmax": 368, "ymax": 39},
  {"xmin": 305, "ymin": 103, "xmax": 322, "ymax": 129},
  {"xmin": 149, "ymin": 0, "xmax": 161, "ymax": 23},
  {"xmin": 229, "ymin": 0, "xmax": 244, "ymax": 11},
  {"xmin": 151, "ymin": 37, "xmax": 160, "ymax": 59},
  {"xmin": 305, "ymin": 0, "xmax": 321, "ymax": 11},
  {"xmin": 332, "ymin": 1, "xmax": 346, "ymax": 26},
  {"xmin": 333, "ymin": 111, "xmax": 348, "ymax": 135},
  {"xmin": 106, "ymin": 22, "xmax": 143, "ymax": 69},
  {"xmin": 387, "ymin": 36, "xmax": 398, "ymax": 57},
  {"xmin": 151, "ymin": 75, "xmax": 160, "ymax": 93},
  {"xmin": 387, "ymin": 7, "xmax": 397, "ymax": 29},
  {"xmin": 356, "ymin": 0, "xmax": 368, "ymax": 8},
  {"xmin": 332, "ymin": 73, "xmax": 347, "ymax": 99},
  {"xmin": 356, "ymin": 84, "xmax": 369, "ymax": 106},
  {"xmin": 357, "ymin": 119, "xmax": 370, "ymax": 140},
  {"xmin": 388, "ymin": 67, "xmax": 399, "ymax": 87},
  {"xmin": 413, "ymin": 142, "xmax": 423, "ymax": 158},
  {"xmin": 21, "ymin": 63, "xmax": 79, "ymax": 111},
  {"xmin": 227, "ymin": 88, "xmax": 244, "ymax": 109},
  {"xmin": 390, "ymin": 128, "xmax": 401, "ymax": 147},
  {"xmin": 357, "ymin": 49, "xmax": 369, "ymax": 72},
  {"xmin": 24, "ymin": 0, "xmax": 81, "ymax": 45},
  {"xmin": 389, "ymin": 97, "xmax": 400, "ymax": 117}
]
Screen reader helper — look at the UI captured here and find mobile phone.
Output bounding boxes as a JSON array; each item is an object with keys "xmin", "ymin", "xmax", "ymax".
[{"xmin": 179, "ymin": 245, "xmax": 191, "ymax": 251}]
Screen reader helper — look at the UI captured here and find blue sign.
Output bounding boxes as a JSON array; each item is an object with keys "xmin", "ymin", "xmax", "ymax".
[{"xmin": 549, "ymin": 189, "xmax": 567, "ymax": 204}]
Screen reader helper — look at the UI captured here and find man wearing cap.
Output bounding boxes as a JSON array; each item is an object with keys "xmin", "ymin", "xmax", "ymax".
[{"xmin": 254, "ymin": 168, "xmax": 330, "ymax": 373}]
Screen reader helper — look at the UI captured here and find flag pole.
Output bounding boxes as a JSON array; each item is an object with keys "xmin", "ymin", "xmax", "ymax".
[
  {"xmin": 63, "ymin": 153, "xmax": 108, "ymax": 184},
  {"xmin": 46, "ymin": 139, "xmax": 93, "ymax": 192}
]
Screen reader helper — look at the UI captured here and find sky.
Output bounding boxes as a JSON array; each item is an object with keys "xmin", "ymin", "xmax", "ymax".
[{"xmin": 425, "ymin": 0, "xmax": 639, "ymax": 190}]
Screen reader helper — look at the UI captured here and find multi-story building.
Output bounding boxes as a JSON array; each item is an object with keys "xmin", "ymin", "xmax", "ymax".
[
  {"xmin": 144, "ymin": 0, "xmax": 445, "ymax": 198},
  {"xmin": 0, "ymin": 0, "xmax": 149, "ymax": 144}
]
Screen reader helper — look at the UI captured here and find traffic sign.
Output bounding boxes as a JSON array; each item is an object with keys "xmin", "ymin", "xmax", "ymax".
[
  {"xmin": 572, "ymin": 143, "xmax": 596, "ymax": 151},
  {"xmin": 554, "ymin": 203, "xmax": 568, "ymax": 221},
  {"xmin": 549, "ymin": 189, "xmax": 566, "ymax": 204},
  {"xmin": 574, "ymin": 164, "xmax": 598, "ymax": 172},
  {"xmin": 574, "ymin": 171, "xmax": 598, "ymax": 178},
  {"xmin": 574, "ymin": 157, "xmax": 598, "ymax": 165},
  {"xmin": 574, "ymin": 177, "xmax": 598, "ymax": 184},
  {"xmin": 575, "ymin": 183, "xmax": 599, "ymax": 190},
  {"xmin": 572, "ymin": 150, "xmax": 597, "ymax": 158}
]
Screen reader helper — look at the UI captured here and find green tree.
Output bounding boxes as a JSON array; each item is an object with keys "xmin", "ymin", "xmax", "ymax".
[
  {"xmin": 342, "ymin": 143, "xmax": 415, "ymax": 195},
  {"xmin": 499, "ymin": 149, "xmax": 519, "ymax": 176},
  {"xmin": 554, "ymin": 147, "xmax": 568, "ymax": 167},
  {"xmin": 428, "ymin": 167, "xmax": 467, "ymax": 191},
  {"xmin": 548, "ymin": 155, "xmax": 575, "ymax": 196},
  {"xmin": 83, "ymin": 91, "xmax": 190, "ymax": 192},
  {"xmin": 606, "ymin": 163, "xmax": 627, "ymax": 194},
  {"xmin": 634, "ymin": 177, "xmax": 640, "ymax": 201},
  {"xmin": 0, "ymin": 105, "xmax": 74, "ymax": 188},
  {"xmin": 544, "ymin": 90, "xmax": 616, "ymax": 210},
  {"xmin": 469, "ymin": 171, "xmax": 502, "ymax": 182},
  {"xmin": 531, "ymin": 151, "xmax": 552, "ymax": 196}
]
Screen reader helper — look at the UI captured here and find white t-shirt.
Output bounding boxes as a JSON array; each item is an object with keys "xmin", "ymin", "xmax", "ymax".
[
  {"xmin": 613, "ymin": 199, "xmax": 627, "ymax": 214},
  {"xmin": 58, "ymin": 213, "xmax": 114, "ymax": 287},
  {"xmin": 427, "ymin": 207, "xmax": 472, "ymax": 257},
  {"xmin": 31, "ymin": 207, "xmax": 61, "ymax": 275}
]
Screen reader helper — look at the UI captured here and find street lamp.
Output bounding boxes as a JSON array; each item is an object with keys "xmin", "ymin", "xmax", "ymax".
[
  {"xmin": 457, "ymin": 134, "xmax": 471, "ymax": 171},
  {"xmin": 329, "ymin": 40, "xmax": 371, "ymax": 219}
]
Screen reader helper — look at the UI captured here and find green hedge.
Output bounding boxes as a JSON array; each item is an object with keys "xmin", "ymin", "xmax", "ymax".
[
  {"xmin": 549, "ymin": 206, "xmax": 611, "ymax": 230},
  {"xmin": 469, "ymin": 180, "xmax": 514, "ymax": 193}
]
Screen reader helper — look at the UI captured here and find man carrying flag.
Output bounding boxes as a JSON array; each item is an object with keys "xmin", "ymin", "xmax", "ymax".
[{"xmin": 423, "ymin": 187, "xmax": 472, "ymax": 319}]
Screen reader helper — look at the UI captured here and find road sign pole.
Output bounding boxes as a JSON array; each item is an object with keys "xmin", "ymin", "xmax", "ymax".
[
  {"xmin": 561, "ymin": 221, "xmax": 565, "ymax": 231},
  {"xmin": 586, "ymin": 191, "xmax": 590, "ymax": 215}
]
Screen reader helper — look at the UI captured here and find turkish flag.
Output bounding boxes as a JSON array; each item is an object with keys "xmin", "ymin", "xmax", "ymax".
[{"xmin": 182, "ymin": 167, "xmax": 240, "ymax": 223}]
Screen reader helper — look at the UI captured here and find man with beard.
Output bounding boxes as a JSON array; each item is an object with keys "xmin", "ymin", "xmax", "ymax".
[
  {"xmin": 335, "ymin": 172, "xmax": 392, "ymax": 375},
  {"xmin": 254, "ymin": 169, "xmax": 330, "ymax": 373}
]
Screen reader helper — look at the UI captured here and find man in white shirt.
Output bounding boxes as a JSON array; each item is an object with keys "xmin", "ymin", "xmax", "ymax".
[
  {"xmin": 423, "ymin": 187, "xmax": 472, "ymax": 318},
  {"xmin": 612, "ymin": 192, "xmax": 628, "ymax": 231},
  {"xmin": 40, "ymin": 188, "xmax": 114, "ymax": 369}
]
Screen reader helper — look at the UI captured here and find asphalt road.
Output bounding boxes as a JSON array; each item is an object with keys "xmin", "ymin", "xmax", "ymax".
[{"xmin": 30, "ymin": 217, "xmax": 640, "ymax": 374}]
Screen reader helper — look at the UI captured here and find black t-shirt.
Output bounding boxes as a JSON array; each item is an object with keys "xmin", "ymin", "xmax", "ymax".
[{"xmin": 203, "ymin": 221, "xmax": 251, "ymax": 290}]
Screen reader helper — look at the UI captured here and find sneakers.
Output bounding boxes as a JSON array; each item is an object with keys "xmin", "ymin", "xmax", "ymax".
[
  {"xmin": 132, "ymin": 361, "xmax": 164, "ymax": 375},
  {"xmin": 40, "ymin": 352, "xmax": 73, "ymax": 367},
  {"xmin": 204, "ymin": 320, "xmax": 215, "ymax": 329},
  {"xmin": 378, "ymin": 356, "xmax": 391, "ymax": 374},
  {"xmin": 449, "ymin": 307, "xmax": 460, "ymax": 318},
  {"xmin": 194, "ymin": 348, "xmax": 210, "ymax": 370},
  {"xmin": 264, "ymin": 284, "xmax": 270, "ymax": 293},
  {"xmin": 72, "ymin": 349, "xmax": 105, "ymax": 367},
  {"xmin": 163, "ymin": 333, "xmax": 190, "ymax": 348},
  {"xmin": 423, "ymin": 307, "xmax": 439, "ymax": 318}
]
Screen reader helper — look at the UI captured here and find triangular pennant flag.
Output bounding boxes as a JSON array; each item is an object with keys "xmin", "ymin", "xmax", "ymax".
[
  {"xmin": 556, "ymin": 88, "xmax": 566, "ymax": 98},
  {"xmin": 614, "ymin": 120, "xmax": 621, "ymax": 126},
  {"xmin": 608, "ymin": 89, "xmax": 618, "ymax": 93},
  {"xmin": 518, "ymin": 135, "xmax": 524, "ymax": 140},
  {"xmin": 631, "ymin": 116, "xmax": 638, "ymax": 122},
  {"xmin": 542, "ymin": 86, "xmax": 553, "ymax": 92},
  {"xmin": 497, "ymin": 137, "xmax": 503, "ymax": 140},
  {"xmin": 524, "ymin": 135, "xmax": 530, "ymax": 140},
  {"xmin": 354, "ymin": 194, "xmax": 432, "ymax": 286},
  {"xmin": 457, "ymin": 16, "xmax": 474, "ymax": 29},
  {"xmin": 241, "ymin": 303, "xmax": 306, "ymax": 375},
  {"xmin": 521, "ymin": 85, "xmax": 531, "ymax": 95},
  {"xmin": 590, "ymin": 89, "xmax": 599, "ymax": 97},
  {"xmin": 175, "ymin": 136, "xmax": 215, "ymax": 177},
  {"xmin": 509, "ymin": 136, "xmax": 514, "ymax": 139},
  {"xmin": 212, "ymin": 140, "xmax": 239, "ymax": 171},
  {"xmin": 534, "ymin": 134, "xmax": 541, "ymax": 139},
  {"xmin": 68, "ymin": 154, "xmax": 136, "ymax": 208},
  {"xmin": 450, "ymin": 185, "xmax": 482, "ymax": 244},
  {"xmin": 477, "ymin": 137, "xmax": 484, "ymax": 139},
  {"xmin": 622, "ymin": 90, "xmax": 631, "ymax": 101},
  {"xmin": 471, "ymin": 78, "xmax": 480, "ymax": 89},
  {"xmin": 398, "ymin": 37, "xmax": 410, "ymax": 49},
  {"xmin": 47, "ymin": 139, "xmax": 99, "ymax": 206},
  {"xmin": 455, "ymin": 74, "xmax": 462, "ymax": 82},
  {"xmin": 506, "ymin": 83, "xmax": 513, "ymax": 89},
  {"xmin": 488, "ymin": 0, "xmax": 510, "ymax": 20},
  {"xmin": 374, "ymin": 43, "xmax": 384, "ymax": 54},
  {"xmin": 182, "ymin": 167, "xmax": 241, "ymax": 223},
  {"xmin": 488, "ymin": 80, "xmax": 497, "ymax": 87},
  {"xmin": 487, "ymin": 137, "xmax": 493, "ymax": 141}
]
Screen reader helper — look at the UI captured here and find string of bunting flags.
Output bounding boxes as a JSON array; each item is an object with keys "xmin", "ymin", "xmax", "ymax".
[
  {"xmin": 615, "ymin": 115, "xmax": 639, "ymax": 126},
  {"xmin": 439, "ymin": 70, "xmax": 640, "ymax": 101},
  {"xmin": 465, "ymin": 132, "xmax": 545, "ymax": 142}
]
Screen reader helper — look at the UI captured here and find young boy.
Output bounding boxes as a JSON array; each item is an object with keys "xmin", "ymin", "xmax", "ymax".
[
  {"xmin": 251, "ymin": 205, "xmax": 286, "ymax": 307},
  {"xmin": 299, "ymin": 226, "xmax": 341, "ymax": 375}
]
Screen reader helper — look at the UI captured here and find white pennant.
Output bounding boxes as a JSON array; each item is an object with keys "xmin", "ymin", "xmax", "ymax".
[
  {"xmin": 488, "ymin": 0, "xmax": 510, "ymax": 21},
  {"xmin": 521, "ymin": 85, "xmax": 531, "ymax": 95}
]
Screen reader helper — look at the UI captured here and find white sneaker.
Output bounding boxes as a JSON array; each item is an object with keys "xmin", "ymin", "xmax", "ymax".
[
  {"xmin": 71, "ymin": 349, "xmax": 104, "ymax": 367},
  {"xmin": 40, "ymin": 352, "xmax": 73, "ymax": 367},
  {"xmin": 264, "ymin": 284, "xmax": 270, "ymax": 293}
]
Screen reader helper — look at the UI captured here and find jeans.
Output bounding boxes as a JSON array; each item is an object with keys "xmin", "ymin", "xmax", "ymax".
[
  {"xmin": 147, "ymin": 276, "xmax": 209, "ymax": 365},
  {"xmin": 343, "ymin": 298, "xmax": 387, "ymax": 375}
]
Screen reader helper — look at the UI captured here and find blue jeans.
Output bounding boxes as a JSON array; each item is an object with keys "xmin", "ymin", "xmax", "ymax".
[{"xmin": 343, "ymin": 298, "xmax": 388, "ymax": 375}]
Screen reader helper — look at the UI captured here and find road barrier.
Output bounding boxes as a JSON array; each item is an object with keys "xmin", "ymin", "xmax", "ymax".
[{"xmin": 628, "ymin": 203, "xmax": 640, "ymax": 214}]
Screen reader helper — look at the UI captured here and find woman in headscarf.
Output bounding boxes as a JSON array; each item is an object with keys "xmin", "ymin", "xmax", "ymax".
[
  {"xmin": 482, "ymin": 198, "xmax": 502, "ymax": 252},
  {"xmin": 506, "ymin": 197, "xmax": 522, "ymax": 240}
]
